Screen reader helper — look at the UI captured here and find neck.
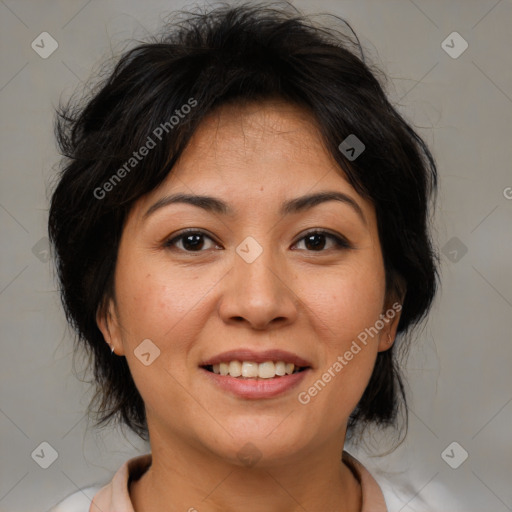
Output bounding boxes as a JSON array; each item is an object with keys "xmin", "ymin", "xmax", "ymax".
[{"xmin": 130, "ymin": 428, "xmax": 361, "ymax": 512}]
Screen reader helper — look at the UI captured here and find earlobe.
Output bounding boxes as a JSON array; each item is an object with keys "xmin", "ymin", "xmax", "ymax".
[
  {"xmin": 377, "ymin": 276, "xmax": 407, "ymax": 352},
  {"xmin": 378, "ymin": 326, "xmax": 398, "ymax": 352},
  {"xmin": 377, "ymin": 300, "xmax": 403, "ymax": 352},
  {"xmin": 96, "ymin": 299, "xmax": 124, "ymax": 355}
]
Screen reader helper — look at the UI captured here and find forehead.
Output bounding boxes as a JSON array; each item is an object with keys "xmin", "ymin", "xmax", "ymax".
[
  {"xmin": 131, "ymin": 99, "xmax": 372, "ymax": 221},
  {"xmin": 180, "ymin": 100, "xmax": 336, "ymax": 176}
]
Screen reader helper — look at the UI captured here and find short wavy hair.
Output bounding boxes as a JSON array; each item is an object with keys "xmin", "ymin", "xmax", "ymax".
[{"xmin": 48, "ymin": 1, "xmax": 439, "ymax": 441}]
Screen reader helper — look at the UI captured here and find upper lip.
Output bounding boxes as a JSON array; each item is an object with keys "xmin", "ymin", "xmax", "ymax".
[{"xmin": 200, "ymin": 349, "xmax": 313, "ymax": 368}]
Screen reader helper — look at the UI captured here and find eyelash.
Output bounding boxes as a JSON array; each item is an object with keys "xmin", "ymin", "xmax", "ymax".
[{"xmin": 163, "ymin": 228, "xmax": 352, "ymax": 253}]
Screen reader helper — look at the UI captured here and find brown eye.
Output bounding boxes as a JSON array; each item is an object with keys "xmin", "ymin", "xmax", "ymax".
[
  {"xmin": 164, "ymin": 230, "xmax": 220, "ymax": 252},
  {"xmin": 293, "ymin": 230, "xmax": 351, "ymax": 252}
]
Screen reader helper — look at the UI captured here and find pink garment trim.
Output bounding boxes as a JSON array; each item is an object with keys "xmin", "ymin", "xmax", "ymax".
[{"xmin": 89, "ymin": 451, "xmax": 387, "ymax": 511}]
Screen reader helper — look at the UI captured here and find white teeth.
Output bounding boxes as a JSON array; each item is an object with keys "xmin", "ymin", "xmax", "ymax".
[
  {"xmin": 275, "ymin": 361, "xmax": 286, "ymax": 376},
  {"xmin": 208, "ymin": 360, "xmax": 301, "ymax": 378},
  {"xmin": 258, "ymin": 361, "xmax": 275, "ymax": 379},
  {"xmin": 228, "ymin": 360, "xmax": 242, "ymax": 377},
  {"xmin": 241, "ymin": 361, "xmax": 259, "ymax": 378}
]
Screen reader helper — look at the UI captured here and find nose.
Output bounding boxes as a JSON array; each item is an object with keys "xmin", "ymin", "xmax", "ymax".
[{"xmin": 218, "ymin": 246, "xmax": 299, "ymax": 331}]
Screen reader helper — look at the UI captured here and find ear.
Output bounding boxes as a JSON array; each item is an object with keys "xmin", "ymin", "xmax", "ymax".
[
  {"xmin": 96, "ymin": 297, "xmax": 125, "ymax": 356},
  {"xmin": 378, "ymin": 281, "xmax": 406, "ymax": 352},
  {"xmin": 377, "ymin": 302, "xmax": 403, "ymax": 352}
]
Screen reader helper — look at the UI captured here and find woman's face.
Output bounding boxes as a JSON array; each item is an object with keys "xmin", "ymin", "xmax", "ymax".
[{"xmin": 100, "ymin": 99, "xmax": 401, "ymax": 466}]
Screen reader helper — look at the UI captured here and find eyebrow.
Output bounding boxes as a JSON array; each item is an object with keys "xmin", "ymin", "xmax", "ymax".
[{"xmin": 144, "ymin": 190, "xmax": 367, "ymax": 225}]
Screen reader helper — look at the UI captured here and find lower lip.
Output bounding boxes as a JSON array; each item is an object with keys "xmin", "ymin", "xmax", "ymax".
[{"xmin": 200, "ymin": 367, "xmax": 310, "ymax": 399}]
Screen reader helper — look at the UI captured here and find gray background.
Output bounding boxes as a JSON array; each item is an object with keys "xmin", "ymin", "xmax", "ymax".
[{"xmin": 1, "ymin": 0, "xmax": 511, "ymax": 511}]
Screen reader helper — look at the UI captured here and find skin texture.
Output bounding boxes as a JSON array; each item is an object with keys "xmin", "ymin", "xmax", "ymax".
[{"xmin": 98, "ymin": 99, "xmax": 402, "ymax": 512}]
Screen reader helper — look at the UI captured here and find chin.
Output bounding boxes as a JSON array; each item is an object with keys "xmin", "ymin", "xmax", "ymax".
[{"xmin": 203, "ymin": 424, "xmax": 313, "ymax": 468}]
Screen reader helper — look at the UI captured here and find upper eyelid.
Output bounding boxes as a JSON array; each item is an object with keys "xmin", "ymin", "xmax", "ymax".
[
  {"xmin": 164, "ymin": 228, "xmax": 220, "ymax": 246},
  {"xmin": 296, "ymin": 228, "xmax": 348, "ymax": 241}
]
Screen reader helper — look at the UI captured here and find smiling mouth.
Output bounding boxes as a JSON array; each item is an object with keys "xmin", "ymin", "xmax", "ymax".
[{"xmin": 202, "ymin": 361, "xmax": 309, "ymax": 379}]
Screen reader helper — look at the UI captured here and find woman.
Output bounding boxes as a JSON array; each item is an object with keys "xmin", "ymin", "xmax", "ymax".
[{"xmin": 48, "ymin": 2, "xmax": 439, "ymax": 511}]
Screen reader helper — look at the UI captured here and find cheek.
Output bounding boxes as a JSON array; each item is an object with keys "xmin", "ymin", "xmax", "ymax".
[
  {"xmin": 112, "ymin": 264, "xmax": 207, "ymax": 414},
  {"xmin": 298, "ymin": 310, "xmax": 381, "ymax": 435},
  {"xmin": 294, "ymin": 257, "xmax": 385, "ymax": 423},
  {"xmin": 312, "ymin": 351, "xmax": 377, "ymax": 435},
  {"xmin": 112, "ymin": 253, "xmax": 226, "ymax": 392},
  {"xmin": 299, "ymin": 257, "xmax": 386, "ymax": 345},
  {"xmin": 114, "ymin": 253, "xmax": 208, "ymax": 343}
]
